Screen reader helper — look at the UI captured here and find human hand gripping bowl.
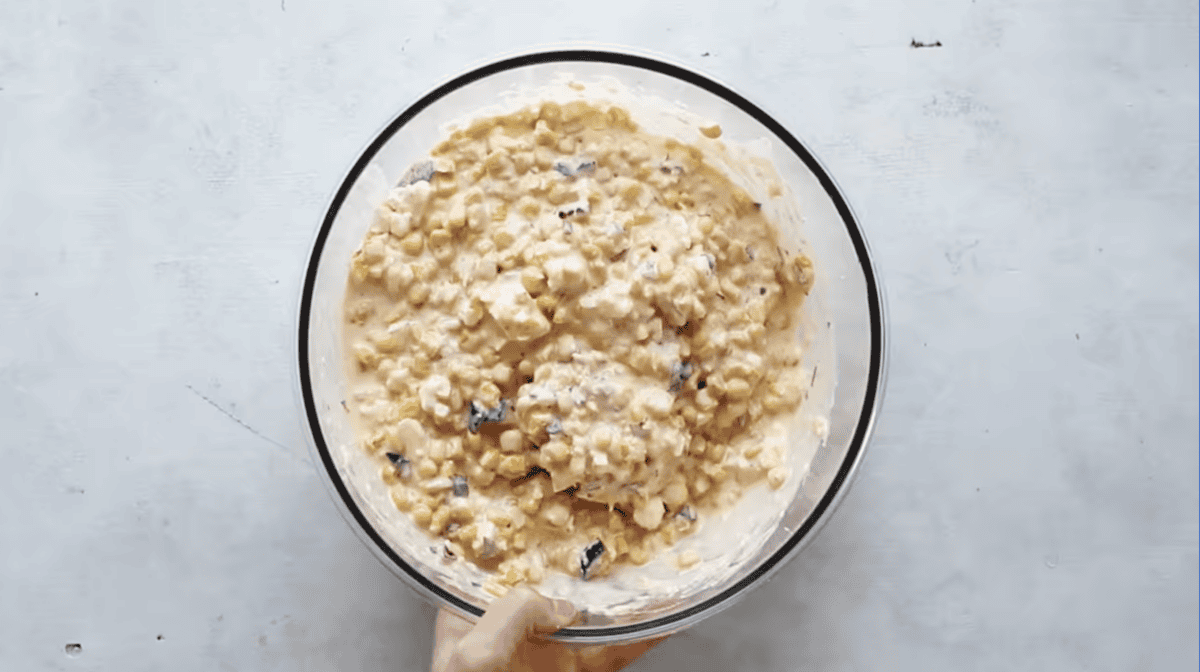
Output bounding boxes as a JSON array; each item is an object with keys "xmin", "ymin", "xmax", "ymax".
[
  {"xmin": 298, "ymin": 50, "xmax": 885, "ymax": 646},
  {"xmin": 432, "ymin": 586, "xmax": 665, "ymax": 672}
]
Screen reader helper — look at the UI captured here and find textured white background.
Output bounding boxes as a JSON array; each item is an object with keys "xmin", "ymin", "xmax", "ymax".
[{"xmin": 1, "ymin": 1, "xmax": 1197, "ymax": 670}]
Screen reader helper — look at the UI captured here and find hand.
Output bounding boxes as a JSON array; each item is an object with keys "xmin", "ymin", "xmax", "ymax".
[{"xmin": 431, "ymin": 586, "xmax": 666, "ymax": 672}]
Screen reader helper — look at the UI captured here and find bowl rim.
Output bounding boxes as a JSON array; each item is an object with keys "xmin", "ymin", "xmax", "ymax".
[{"xmin": 296, "ymin": 46, "xmax": 887, "ymax": 642}]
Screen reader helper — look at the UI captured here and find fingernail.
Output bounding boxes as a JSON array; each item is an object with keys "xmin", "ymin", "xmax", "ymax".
[{"xmin": 552, "ymin": 599, "xmax": 579, "ymax": 623}]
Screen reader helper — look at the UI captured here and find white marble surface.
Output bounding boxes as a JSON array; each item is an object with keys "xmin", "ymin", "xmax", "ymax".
[{"xmin": 2, "ymin": 1, "xmax": 1196, "ymax": 670}]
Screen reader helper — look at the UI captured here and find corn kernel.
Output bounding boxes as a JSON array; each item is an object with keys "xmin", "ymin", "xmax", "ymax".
[
  {"xmin": 407, "ymin": 284, "xmax": 430, "ymax": 306},
  {"xmin": 411, "ymin": 503, "xmax": 432, "ymax": 527},
  {"xmin": 416, "ymin": 458, "xmax": 438, "ymax": 479},
  {"xmin": 542, "ymin": 441, "xmax": 569, "ymax": 463},
  {"xmin": 542, "ymin": 502, "xmax": 570, "ymax": 527},
  {"xmin": 497, "ymin": 455, "xmax": 527, "ymax": 479},
  {"xmin": 536, "ymin": 294, "xmax": 558, "ymax": 315},
  {"xmin": 390, "ymin": 489, "xmax": 413, "ymax": 511},
  {"xmin": 478, "ymin": 381, "xmax": 501, "ymax": 406},
  {"xmin": 493, "ymin": 228, "xmax": 515, "ymax": 249},
  {"xmin": 520, "ymin": 267, "xmax": 547, "ymax": 295},
  {"xmin": 400, "ymin": 232, "xmax": 424, "ymax": 256},
  {"xmin": 479, "ymin": 449, "xmax": 501, "ymax": 470},
  {"xmin": 428, "ymin": 228, "xmax": 451, "ymax": 250},
  {"xmin": 430, "ymin": 506, "xmax": 451, "ymax": 532},
  {"xmin": 490, "ymin": 201, "xmax": 509, "ymax": 222},
  {"xmin": 499, "ymin": 429, "xmax": 524, "ymax": 453},
  {"xmin": 627, "ymin": 545, "xmax": 650, "ymax": 565}
]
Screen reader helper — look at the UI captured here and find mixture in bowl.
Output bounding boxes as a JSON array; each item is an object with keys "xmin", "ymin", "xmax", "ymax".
[{"xmin": 343, "ymin": 99, "xmax": 814, "ymax": 595}]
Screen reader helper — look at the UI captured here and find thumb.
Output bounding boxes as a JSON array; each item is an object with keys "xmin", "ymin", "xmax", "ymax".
[{"xmin": 452, "ymin": 587, "xmax": 578, "ymax": 671}]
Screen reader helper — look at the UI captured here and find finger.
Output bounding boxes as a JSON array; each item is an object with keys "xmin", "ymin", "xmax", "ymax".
[
  {"xmin": 478, "ymin": 587, "xmax": 579, "ymax": 640},
  {"xmin": 437, "ymin": 607, "xmax": 476, "ymax": 640},
  {"xmin": 454, "ymin": 588, "xmax": 578, "ymax": 670},
  {"xmin": 577, "ymin": 635, "xmax": 669, "ymax": 672},
  {"xmin": 432, "ymin": 609, "xmax": 476, "ymax": 672}
]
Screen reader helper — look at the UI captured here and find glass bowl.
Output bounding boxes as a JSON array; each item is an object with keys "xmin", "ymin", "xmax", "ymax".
[{"xmin": 296, "ymin": 47, "xmax": 886, "ymax": 644}]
